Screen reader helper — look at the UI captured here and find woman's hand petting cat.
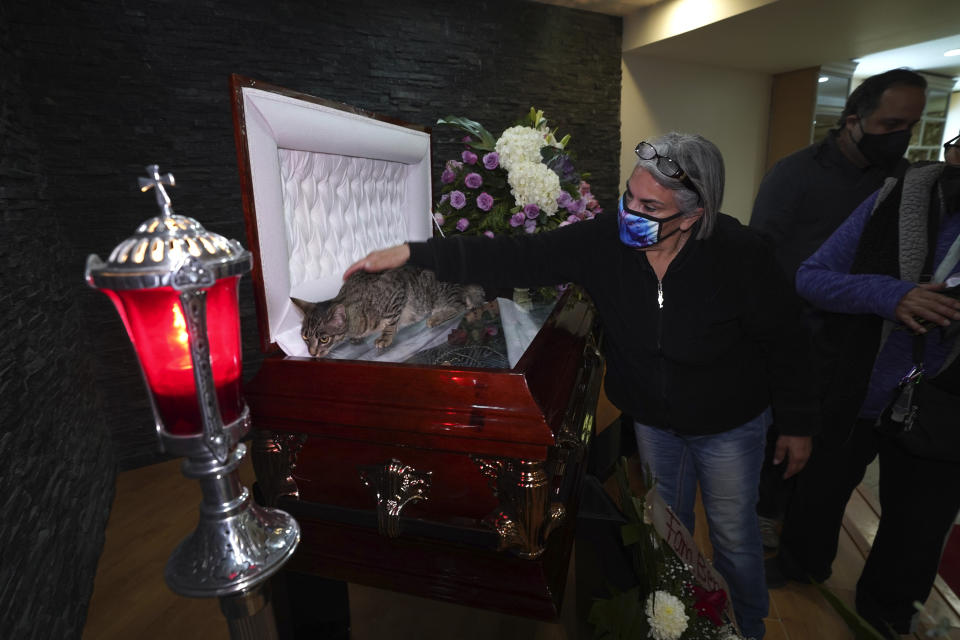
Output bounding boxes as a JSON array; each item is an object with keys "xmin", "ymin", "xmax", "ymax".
[{"xmin": 343, "ymin": 244, "xmax": 411, "ymax": 280}]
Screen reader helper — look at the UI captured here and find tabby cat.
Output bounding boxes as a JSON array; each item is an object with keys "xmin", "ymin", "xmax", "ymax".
[{"xmin": 292, "ymin": 265, "xmax": 485, "ymax": 357}]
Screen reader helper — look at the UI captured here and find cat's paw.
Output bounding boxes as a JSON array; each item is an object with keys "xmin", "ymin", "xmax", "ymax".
[{"xmin": 374, "ymin": 335, "xmax": 394, "ymax": 350}]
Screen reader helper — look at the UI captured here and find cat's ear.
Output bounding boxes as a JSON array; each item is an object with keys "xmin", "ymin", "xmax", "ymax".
[
  {"xmin": 290, "ymin": 297, "xmax": 315, "ymax": 315},
  {"xmin": 329, "ymin": 304, "xmax": 347, "ymax": 330}
]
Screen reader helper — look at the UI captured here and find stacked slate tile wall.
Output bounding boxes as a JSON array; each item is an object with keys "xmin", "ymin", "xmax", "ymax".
[
  {"xmin": 0, "ymin": 3, "xmax": 116, "ymax": 638},
  {"xmin": 0, "ymin": 0, "xmax": 620, "ymax": 631}
]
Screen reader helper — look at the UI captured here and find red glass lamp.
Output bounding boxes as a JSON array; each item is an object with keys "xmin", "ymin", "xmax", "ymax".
[
  {"xmin": 85, "ymin": 165, "xmax": 299, "ymax": 638},
  {"xmin": 102, "ymin": 279, "xmax": 243, "ymax": 436},
  {"xmin": 86, "ymin": 165, "xmax": 251, "ymax": 458}
]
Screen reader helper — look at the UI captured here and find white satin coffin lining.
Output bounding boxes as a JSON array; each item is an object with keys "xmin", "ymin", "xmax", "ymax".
[{"xmin": 278, "ymin": 148, "xmax": 408, "ymax": 290}]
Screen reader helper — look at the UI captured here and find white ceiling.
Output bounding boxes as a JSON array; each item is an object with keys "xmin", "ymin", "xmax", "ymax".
[
  {"xmin": 855, "ymin": 34, "xmax": 960, "ymax": 87},
  {"xmin": 532, "ymin": 0, "xmax": 960, "ymax": 87}
]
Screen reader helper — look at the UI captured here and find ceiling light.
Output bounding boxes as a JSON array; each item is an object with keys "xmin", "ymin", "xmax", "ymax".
[
  {"xmin": 818, "ymin": 76, "xmax": 829, "ymax": 83},
  {"xmin": 945, "ymin": 49, "xmax": 960, "ymax": 57}
]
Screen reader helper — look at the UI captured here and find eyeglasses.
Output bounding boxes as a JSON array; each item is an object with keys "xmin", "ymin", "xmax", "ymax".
[
  {"xmin": 944, "ymin": 134, "xmax": 960, "ymax": 151},
  {"xmin": 635, "ymin": 141, "xmax": 702, "ymax": 204}
]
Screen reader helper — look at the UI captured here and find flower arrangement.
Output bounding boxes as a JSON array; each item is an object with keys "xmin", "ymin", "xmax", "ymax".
[
  {"xmin": 589, "ymin": 460, "xmax": 743, "ymax": 640},
  {"xmin": 432, "ymin": 108, "xmax": 602, "ymax": 239},
  {"xmin": 589, "ymin": 461, "xmax": 957, "ymax": 640}
]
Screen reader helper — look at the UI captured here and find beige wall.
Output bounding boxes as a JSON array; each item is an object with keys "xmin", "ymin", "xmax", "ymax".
[{"xmin": 620, "ymin": 53, "xmax": 772, "ymax": 223}]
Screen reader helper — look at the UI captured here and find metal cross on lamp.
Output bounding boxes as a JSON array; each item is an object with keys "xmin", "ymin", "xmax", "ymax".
[{"xmin": 85, "ymin": 165, "xmax": 300, "ymax": 639}]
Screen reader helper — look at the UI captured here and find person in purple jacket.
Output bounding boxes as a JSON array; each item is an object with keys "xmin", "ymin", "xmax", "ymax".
[{"xmin": 773, "ymin": 158, "xmax": 960, "ymax": 637}]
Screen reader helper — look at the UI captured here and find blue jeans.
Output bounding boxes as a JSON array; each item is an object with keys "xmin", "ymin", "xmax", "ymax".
[{"xmin": 634, "ymin": 408, "xmax": 771, "ymax": 639}]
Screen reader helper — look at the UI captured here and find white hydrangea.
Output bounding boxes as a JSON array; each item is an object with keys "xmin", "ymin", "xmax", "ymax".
[
  {"xmin": 495, "ymin": 125, "xmax": 545, "ymax": 172},
  {"xmin": 507, "ymin": 160, "xmax": 561, "ymax": 216},
  {"xmin": 645, "ymin": 591, "xmax": 689, "ymax": 640}
]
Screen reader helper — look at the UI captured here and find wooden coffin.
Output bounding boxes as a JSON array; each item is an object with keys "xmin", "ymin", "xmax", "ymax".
[{"xmin": 229, "ymin": 74, "xmax": 603, "ymax": 620}]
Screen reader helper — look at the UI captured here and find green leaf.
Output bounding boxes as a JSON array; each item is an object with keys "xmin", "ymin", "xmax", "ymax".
[
  {"xmin": 614, "ymin": 458, "xmax": 642, "ymax": 523},
  {"xmin": 588, "ymin": 588, "xmax": 648, "ymax": 640},
  {"xmin": 479, "ymin": 211, "xmax": 503, "ymax": 231},
  {"xmin": 813, "ymin": 581, "xmax": 889, "ymax": 640},
  {"xmin": 541, "ymin": 145, "xmax": 562, "ymax": 164},
  {"xmin": 621, "ymin": 523, "xmax": 646, "ymax": 547},
  {"xmin": 436, "ymin": 116, "xmax": 496, "ymax": 151}
]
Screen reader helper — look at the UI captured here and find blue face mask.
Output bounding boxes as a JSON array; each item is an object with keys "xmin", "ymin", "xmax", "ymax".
[{"xmin": 617, "ymin": 192, "xmax": 685, "ymax": 249}]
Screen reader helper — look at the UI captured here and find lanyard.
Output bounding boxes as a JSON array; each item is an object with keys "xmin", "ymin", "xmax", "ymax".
[{"xmin": 932, "ymin": 231, "xmax": 960, "ymax": 284}]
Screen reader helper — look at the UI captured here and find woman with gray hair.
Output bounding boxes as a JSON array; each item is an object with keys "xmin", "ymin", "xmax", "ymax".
[{"xmin": 347, "ymin": 131, "xmax": 818, "ymax": 639}]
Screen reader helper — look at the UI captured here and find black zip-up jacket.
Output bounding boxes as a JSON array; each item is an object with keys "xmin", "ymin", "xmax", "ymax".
[
  {"xmin": 409, "ymin": 210, "xmax": 819, "ymax": 437},
  {"xmin": 750, "ymin": 130, "xmax": 908, "ymax": 280}
]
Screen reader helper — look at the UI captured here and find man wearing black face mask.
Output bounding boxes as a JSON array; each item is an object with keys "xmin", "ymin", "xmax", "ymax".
[
  {"xmin": 748, "ymin": 69, "xmax": 926, "ymax": 556},
  {"xmin": 752, "ymin": 68, "xmax": 927, "ymax": 293}
]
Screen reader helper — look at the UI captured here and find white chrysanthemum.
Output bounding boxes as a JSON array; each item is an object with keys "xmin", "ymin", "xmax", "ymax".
[
  {"xmin": 495, "ymin": 125, "xmax": 545, "ymax": 172},
  {"xmin": 507, "ymin": 161, "xmax": 561, "ymax": 216},
  {"xmin": 645, "ymin": 591, "xmax": 689, "ymax": 640}
]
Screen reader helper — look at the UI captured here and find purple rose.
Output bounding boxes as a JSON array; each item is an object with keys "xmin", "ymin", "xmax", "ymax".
[
  {"xmin": 465, "ymin": 172, "xmax": 483, "ymax": 189},
  {"xmin": 523, "ymin": 203, "xmax": 540, "ymax": 220},
  {"xmin": 476, "ymin": 192, "xmax": 494, "ymax": 211},
  {"xmin": 449, "ymin": 190, "xmax": 466, "ymax": 210},
  {"xmin": 434, "ymin": 212, "xmax": 445, "ymax": 226},
  {"xmin": 483, "ymin": 230, "xmax": 495, "ymax": 238},
  {"xmin": 524, "ymin": 219, "xmax": 537, "ymax": 234},
  {"xmin": 462, "ymin": 135, "xmax": 472, "ymax": 143},
  {"xmin": 557, "ymin": 191, "xmax": 573, "ymax": 207},
  {"xmin": 482, "ymin": 152, "xmax": 499, "ymax": 170},
  {"xmin": 509, "ymin": 212, "xmax": 526, "ymax": 227},
  {"xmin": 441, "ymin": 168, "xmax": 456, "ymax": 184},
  {"xmin": 462, "ymin": 150, "xmax": 478, "ymax": 165},
  {"xmin": 456, "ymin": 217, "xmax": 470, "ymax": 232},
  {"xmin": 566, "ymin": 197, "xmax": 586, "ymax": 214}
]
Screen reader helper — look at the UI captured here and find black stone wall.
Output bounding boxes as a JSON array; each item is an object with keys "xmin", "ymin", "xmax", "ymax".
[{"xmin": 0, "ymin": 2, "xmax": 116, "ymax": 638}]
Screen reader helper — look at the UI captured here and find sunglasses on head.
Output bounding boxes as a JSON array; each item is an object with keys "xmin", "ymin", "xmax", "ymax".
[
  {"xmin": 635, "ymin": 141, "xmax": 702, "ymax": 204},
  {"xmin": 945, "ymin": 134, "xmax": 960, "ymax": 151}
]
